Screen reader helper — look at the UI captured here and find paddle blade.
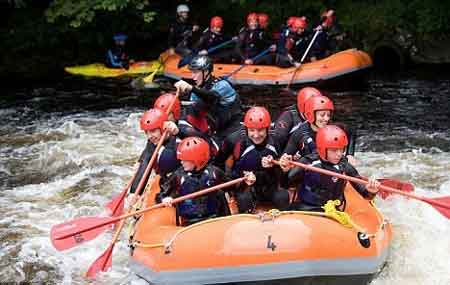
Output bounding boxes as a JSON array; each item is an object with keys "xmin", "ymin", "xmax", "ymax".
[
  {"xmin": 177, "ymin": 54, "xmax": 193, "ymax": 68},
  {"xmin": 86, "ymin": 243, "xmax": 114, "ymax": 278},
  {"xmin": 424, "ymin": 196, "xmax": 450, "ymax": 219},
  {"xmin": 105, "ymin": 189, "xmax": 127, "ymax": 217},
  {"xmin": 50, "ymin": 217, "xmax": 113, "ymax": 251},
  {"xmin": 377, "ymin": 179, "xmax": 414, "ymax": 199}
]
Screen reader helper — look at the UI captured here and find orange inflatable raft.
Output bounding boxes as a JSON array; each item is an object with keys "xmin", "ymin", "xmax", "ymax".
[
  {"xmin": 129, "ymin": 177, "xmax": 392, "ymax": 285},
  {"xmin": 161, "ymin": 49, "xmax": 372, "ymax": 86}
]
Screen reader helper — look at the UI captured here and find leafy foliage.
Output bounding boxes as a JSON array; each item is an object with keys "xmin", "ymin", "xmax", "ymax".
[{"xmin": 45, "ymin": 0, "xmax": 154, "ymax": 28}]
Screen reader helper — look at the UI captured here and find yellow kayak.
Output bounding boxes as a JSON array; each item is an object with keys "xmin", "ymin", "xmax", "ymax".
[{"xmin": 64, "ymin": 60, "xmax": 163, "ymax": 78}]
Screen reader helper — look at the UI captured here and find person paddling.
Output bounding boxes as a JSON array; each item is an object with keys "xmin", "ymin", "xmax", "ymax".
[
  {"xmin": 276, "ymin": 17, "xmax": 311, "ymax": 67},
  {"xmin": 106, "ymin": 33, "xmax": 130, "ymax": 69},
  {"xmin": 273, "ymin": 87, "xmax": 322, "ymax": 149},
  {"xmin": 127, "ymin": 108, "xmax": 180, "ymax": 205},
  {"xmin": 158, "ymin": 137, "xmax": 255, "ymax": 225},
  {"xmin": 279, "ymin": 125, "xmax": 379, "ymax": 211},
  {"xmin": 215, "ymin": 107, "xmax": 290, "ymax": 213},
  {"xmin": 174, "ymin": 55, "xmax": 242, "ymax": 144},
  {"xmin": 193, "ymin": 16, "xmax": 234, "ymax": 63}
]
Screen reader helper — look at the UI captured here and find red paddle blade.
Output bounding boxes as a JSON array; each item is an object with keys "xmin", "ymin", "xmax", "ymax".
[
  {"xmin": 50, "ymin": 217, "xmax": 113, "ymax": 251},
  {"xmin": 377, "ymin": 178, "xmax": 414, "ymax": 199},
  {"xmin": 424, "ymin": 196, "xmax": 450, "ymax": 219},
  {"xmin": 86, "ymin": 243, "xmax": 114, "ymax": 278},
  {"xmin": 105, "ymin": 189, "xmax": 127, "ymax": 217}
]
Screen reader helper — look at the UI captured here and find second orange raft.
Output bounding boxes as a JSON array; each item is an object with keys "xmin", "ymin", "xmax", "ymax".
[
  {"xmin": 129, "ymin": 177, "xmax": 392, "ymax": 285},
  {"xmin": 162, "ymin": 48, "xmax": 372, "ymax": 86}
]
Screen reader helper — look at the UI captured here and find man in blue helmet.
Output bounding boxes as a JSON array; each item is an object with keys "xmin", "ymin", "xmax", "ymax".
[
  {"xmin": 174, "ymin": 55, "xmax": 242, "ymax": 145},
  {"xmin": 106, "ymin": 33, "xmax": 130, "ymax": 69}
]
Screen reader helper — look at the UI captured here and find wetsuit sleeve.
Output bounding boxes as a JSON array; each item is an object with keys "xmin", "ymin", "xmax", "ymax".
[
  {"xmin": 343, "ymin": 161, "xmax": 375, "ymax": 200},
  {"xmin": 191, "ymin": 87, "xmax": 220, "ymax": 107},
  {"xmin": 158, "ymin": 169, "xmax": 182, "ymax": 200},
  {"xmin": 129, "ymin": 142, "xmax": 156, "ymax": 195},
  {"xmin": 107, "ymin": 49, "xmax": 122, "ymax": 68},
  {"xmin": 283, "ymin": 130, "xmax": 301, "ymax": 155},
  {"xmin": 273, "ymin": 111, "xmax": 293, "ymax": 146},
  {"xmin": 279, "ymin": 156, "xmax": 310, "ymax": 189},
  {"xmin": 214, "ymin": 132, "xmax": 238, "ymax": 170},
  {"xmin": 235, "ymin": 29, "xmax": 247, "ymax": 61}
]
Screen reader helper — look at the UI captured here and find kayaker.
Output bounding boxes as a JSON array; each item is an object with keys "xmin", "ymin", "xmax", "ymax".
[
  {"xmin": 106, "ymin": 33, "xmax": 130, "ymax": 69},
  {"xmin": 310, "ymin": 9, "xmax": 346, "ymax": 61},
  {"xmin": 127, "ymin": 108, "xmax": 181, "ymax": 205},
  {"xmin": 158, "ymin": 137, "xmax": 256, "ymax": 225},
  {"xmin": 276, "ymin": 17, "xmax": 311, "ymax": 68},
  {"xmin": 279, "ymin": 125, "xmax": 379, "ymax": 211},
  {"xmin": 174, "ymin": 55, "xmax": 242, "ymax": 144},
  {"xmin": 168, "ymin": 4, "xmax": 200, "ymax": 56},
  {"xmin": 215, "ymin": 107, "xmax": 290, "ymax": 213},
  {"xmin": 273, "ymin": 87, "xmax": 322, "ymax": 149},
  {"xmin": 234, "ymin": 12, "xmax": 275, "ymax": 65},
  {"xmin": 193, "ymin": 16, "xmax": 234, "ymax": 63}
]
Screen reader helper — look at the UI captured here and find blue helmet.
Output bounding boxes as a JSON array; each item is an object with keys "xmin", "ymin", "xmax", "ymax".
[{"xmin": 113, "ymin": 33, "xmax": 128, "ymax": 41}]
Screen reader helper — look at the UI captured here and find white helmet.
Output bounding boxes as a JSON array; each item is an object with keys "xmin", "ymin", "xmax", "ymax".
[{"xmin": 176, "ymin": 4, "xmax": 190, "ymax": 14}]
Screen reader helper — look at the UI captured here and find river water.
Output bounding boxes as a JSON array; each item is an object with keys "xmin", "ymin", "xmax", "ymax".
[{"xmin": 0, "ymin": 69, "xmax": 449, "ymax": 284}]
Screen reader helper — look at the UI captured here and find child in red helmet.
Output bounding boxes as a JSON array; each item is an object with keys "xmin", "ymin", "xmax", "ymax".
[
  {"xmin": 193, "ymin": 16, "xmax": 235, "ymax": 63},
  {"xmin": 276, "ymin": 16, "xmax": 312, "ymax": 67},
  {"xmin": 159, "ymin": 137, "xmax": 255, "ymax": 224},
  {"xmin": 280, "ymin": 125, "xmax": 379, "ymax": 211},
  {"xmin": 128, "ymin": 108, "xmax": 180, "ymax": 205},
  {"xmin": 273, "ymin": 87, "xmax": 322, "ymax": 149},
  {"xmin": 215, "ymin": 107, "xmax": 289, "ymax": 213}
]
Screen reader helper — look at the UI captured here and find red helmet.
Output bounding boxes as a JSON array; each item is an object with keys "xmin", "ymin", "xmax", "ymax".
[
  {"xmin": 177, "ymin": 137, "xmax": 210, "ymax": 170},
  {"xmin": 140, "ymin": 108, "xmax": 168, "ymax": 131},
  {"xmin": 258, "ymin": 13, "xmax": 269, "ymax": 28},
  {"xmin": 286, "ymin": 16, "xmax": 296, "ymax": 27},
  {"xmin": 154, "ymin": 93, "xmax": 181, "ymax": 120},
  {"xmin": 291, "ymin": 17, "xmax": 307, "ymax": 32},
  {"xmin": 210, "ymin": 16, "xmax": 224, "ymax": 29},
  {"xmin": 316, "ymin": 125, "xmax": 348, "ymax": 161},
  {"xmin": 297, "ymin": 87, "xmax": 322, "ymax": 114},
  {"xmin": 243, "ymin": 106, "xmax": 271, "ymax": 129},
  {"xmin": 247, "ymin": 12, "xmax": 258, "ymax": 25},
  {"xmin": 304, "ymin": 95, "xmax": 334, "ymax": 124}
]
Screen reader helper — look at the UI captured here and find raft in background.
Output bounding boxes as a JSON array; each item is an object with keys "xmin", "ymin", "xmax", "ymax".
[
  {"xmin": 64, "ymin": 60, "xmax": 163, "ymax": 78},
  {"xmin": 162, "ymin": 49, "xmax": 373, "ymax": 87},
  {"xmin": 129, "ymin": 177, "xmax": 392, "ymax": 285}
]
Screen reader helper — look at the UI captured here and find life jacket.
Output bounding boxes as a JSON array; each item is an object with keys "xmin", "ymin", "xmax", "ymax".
[
  {"xmin": 130, "ymin": 137, "xmax": 180, "ymax": 195},
  {"xmin": 298, "ymin": 159, "xmax": 347, "ymax": 207},
  {"xmin": 231, "ymin": 129, "xmax": 280, "ymax": 199},
  {"xmin": 106, "ymin": 46, "xmax": 128, "ymax": 68},
  {"xmin": 190, "ymin": 77, "xmax": 241, "ymax": 131},
  {"xmin": 178, "ymin": 165, "xmax": 220, "ymax": 219}
]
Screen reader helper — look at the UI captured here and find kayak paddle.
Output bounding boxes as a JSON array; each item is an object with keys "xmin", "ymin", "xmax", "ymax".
[
  {"xmin": 177, "ymin": 38, "xmax": 237, "ymax": 68},
  {"xmin": 278, "ymin": 159, "xmax": 450, "ymax": 219},
  {"xmin": 50, "ymin": 177, "xmax": 246, "ymax": 251}
]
